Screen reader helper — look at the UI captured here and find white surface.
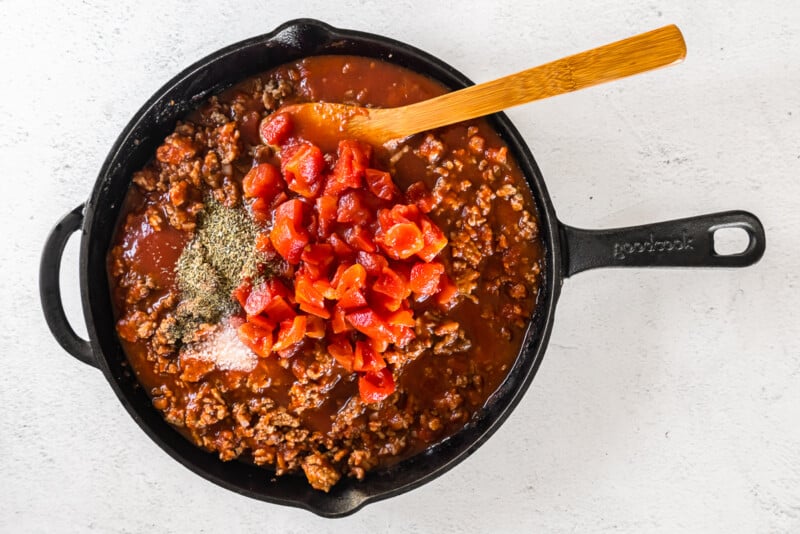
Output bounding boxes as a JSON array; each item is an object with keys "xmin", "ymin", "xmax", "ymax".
[{"xmin": 1, "ymin": 1, "xmax": 798, "ymax": 532}]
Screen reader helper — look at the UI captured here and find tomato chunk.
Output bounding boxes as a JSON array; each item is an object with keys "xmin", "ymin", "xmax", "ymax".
[
  {"xmin": 262, "ymin": 295, "xmax": 296, "ymax": 323},
  {"xmin": 315, "ymin": 195, "xmax": 338, "ymax": 238},
  {"xmin": 246, "ymin": 314, "xmax": 276, "ymax": 333},
  {"xmin": 353, "ymin": 341, "xmax": 386, "ymax": 373},
  {"xmin": 365, "ymin": 168, "xmax": 399, "ymax": 200},
  {"xmin": 259, "ymin": 112, "xmax": 293, "ymax": 146},
  {"xmin": 436, "ymin": 274, "xmax": 459, "ymax": 310},
  {"xmin": 337, "ymin": 191, "xmax": 373, "ymax": 224},
  {"xmin": 295, "ymin": 270, "xmax": 326, "ymax": 309},
  {"xmin": 250, "ymin": 197, "xmax": 272, "ymax": 224},
  {"xmin": 359, "ymin": 368, "xmax": 395, "ymax": 404},
  {"xmin": 301, "ymin": 244, "xmax": 335, "ymax": 278},
  {"xmin": 270, "ymin": 199, "xmax": 309, "ymax": 264},
  {"xmin": 324, "ymin": 139, "xmax": 372, "ymax": 196},
  {"xmin": 334, "ymin": 263, "xmax": 367, "ymax": 294},
  {"xmin": 346, "ymin": 308, "xmax": 392, "ymax": 344},
  {"xmin": 237, "ymin": 322, "xmax": 274, "ymax": 358},
  {"xmin": 242, "ymin": 163, "xmax": 284, "ymax": 201},
  {"xmin": 328, "ymin": 335, "xmax": 354, "ymax": 372},
  {"xmin": 409, "ymin": 261, "xmax": 445, "ymax": 297},
  {"xmin": 305, "ymin": 315, "xmax": 326, "ymax": 339},
  {"xmin": 378, "ymin": 222, "xmax": 424, "ymax": 259},
  {"xmin": 385, "ymin": 308, "xmax": 415, "ymax": 327},
  {"xmin": 254, "ymin": 231, "xmax": 275, "ymax": 255},
  {"xmin": 344, "ymin": 225, "xmax": 376, "ymax": 253},
  {"xmin": 232, "ymin": 279, "xmax": 251, "ymax": 309},
  {"xmin": 331, "ymin": 304, "xmax": 351, "ymax": 334},
  {"xmin": 417, "ymin": 215, "xmax": 448, "ymax": 261},
  {"xmin": 282, "ymin": 142, "xmax": 324, "ymax": 198},
  {"xmin": 339, "ymin": 287, "xmax": 368, "ymax": 310},
  {"xmin": 357, "ymin": 251, "xmax": 388, "ymax": 277},
  {"xmin": 373, "ymin": 266, "xmax": 411, "ymax": 300},
  {"xmin": 272, "ymin": 315, "xmax": 307, "ymax": 352},
  {"xmin": 244, "ymin": 280, "xmax": 273, "ymax": 316}
]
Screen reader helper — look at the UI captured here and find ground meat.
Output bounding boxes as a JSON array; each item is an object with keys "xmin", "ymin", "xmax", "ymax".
[{"xmin": 301, "ymin": 453, "xmax": 341, "ymax": 492}]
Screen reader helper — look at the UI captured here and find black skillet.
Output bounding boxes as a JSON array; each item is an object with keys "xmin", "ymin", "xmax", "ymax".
[{"xmin": 39, "ymin": 19, "xmax": 765, "ymax": 517}]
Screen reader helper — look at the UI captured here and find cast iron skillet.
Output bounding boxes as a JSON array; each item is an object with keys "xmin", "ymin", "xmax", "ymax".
[{"xmin": 39, "ymin": 19, "xmax": 765, "ymax": 517}]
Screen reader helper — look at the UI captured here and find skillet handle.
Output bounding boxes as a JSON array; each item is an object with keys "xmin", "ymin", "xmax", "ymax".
[
  {"xmin": 40, "ymin": 204, "xmax": 98, "ymax": 368},
  {"xmin": 560, "ymin": 210, "xmax": 765, "ymax": 277}
]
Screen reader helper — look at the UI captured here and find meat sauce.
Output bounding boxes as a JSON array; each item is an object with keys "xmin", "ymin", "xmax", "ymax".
[{"xmin": 108, "ymin": 55, "xmax": 544, "ymax": 491}]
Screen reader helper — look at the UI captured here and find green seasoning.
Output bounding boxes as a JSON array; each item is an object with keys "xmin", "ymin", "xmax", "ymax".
[{"xmin": 172, "ymin": 199, "xmax": 261, "ymax": 341}]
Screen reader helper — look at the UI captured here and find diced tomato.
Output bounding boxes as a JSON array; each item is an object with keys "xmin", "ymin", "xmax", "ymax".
[
  {"xmin": 378, "ymin": 204, "xmax": 420, "ymax": 231},
  {"xmin": 329, "ymin": 232, "xmax": 355, "ymax": 257},
  {"xmin": 266, "ymin": 278, "xmax": 292, "ymax": 300},
  {"xmin": 358, "ymin": 368, "xmax": 395, "ymax": 404},
  {"xmin": 311, "ymin": 277, "xmax": 337, "ymax": 300},
  {"xmin": 251, "ymin": 197, "xmax": 272, "ymax": 224},
  {"xmin": 331, "ymin": 304, "xmax": 351, "ymax": 334},
  {"xmin": 337, "ymin": 191, "xmax": 374, "ymax": 224},
  {"xmin": 346, "ymin": 308, "xmax": 393, "ymax": 344},
  {"xmin": 356, "ymin": 251, "xmax": 389, "ymax": 277},
  {"xmin": 385, "ymin": 308, "xmax": 415, "ymax": 327},
  {"xmin": 305, "ymin": 315, "xmax": 326, "ymax": 339},
  {"xmin": 365, "ymin": 168, "xmax": 399, "ymax": 200},
  {"xmin": 328, "ymin": 335, "xmax": 354, "ymax": 372},
  {"xmin": 242, "ymin": 163, "xmax": 284, "ymax": 201},
  {"xmin": 244, "ymin": 281, "xmax": 273, "ymax": 316},
  {"xmin": 406, "ymin": 181, "xmax": 436, "ymax": 213},
  {"xmin": 388, "ymin": 324, "xmax": 415, "ymax": 348},
  {"xmin": 436, "ymin": 274, "xmax": 459, "ymax": 310},
  {"xmin": 324, "ymin": 139, "xmax": 372, "ymax": 196},
  {"xmin": 370, "ymin": 291, "xmax": 404, "ymax": 313},
  {"xmin": 409, "ymin": 261, "xmax": 445, "ymax": 297},
  {"xmin": 353, "ymin": 341, "xmax": 386, "ymax": 373},
  {"xmin": 301, "ymin": 244, "xmax": 335, "ymax": 278},
  {"xmin": 246, "ymin": 313, "xmax": 276, "ymax": 333},
  {"xmin": 272, "ymin": 315, "xmax": 307, "ymax": 352},
  {"xmin": 370, "ymin": 337, "xmax": 389, "ymax": 353},
  {"xmin": 259, "ymin": 112, "xmax": 293, "ymax": 146},
  {"xmin": 237, "ymin": 322, "xmax": 274, "ymax": 358},
  {"xmin": 299, "ymin": 302, "xmax": 330, "ymax": 319},
  {"xmin": 377, "ymin": 222, "xmax": 424, "ymax": 259},
  {"xmin": 417, "ymin": 215, "xmax": 448, "ymax": 261},
  {"xmin": 339, "ymin": 287, "xmax": 368, "ymax": 310},
  {"xmin": 282, "ymin": 142, "xmax": 325, "ymax": 198},
  {"xmin": 315, "ymin": 195, "xmax": 338, "ymax": 238},
  {"xmin": 270, "ymin": 199, "xmax": 309, "ymax": 264},
  {"xmin": 334, "ymin": 263, "xmax": 367, "ymax": 294},
  {"xmin": 295, "ymin": 270, "xmax": 326, "ymax": 309},
  {"xmin": 262, "ymin": 295, "xmax": 296, "ymax": 323},
  {"xmin": 373, "ymin": 266, "xmax": 411, "ymax": 300},
  {"xmin": 344, "ymin": 225, "xmax": 376, "ymax": 253},
  {"xmin": 231, "ymin": 279, "xmax": 251, "ymax": 309},
  {"xmin": 254, "ymin": 231, "xmax": 275, "ymax": 255}
]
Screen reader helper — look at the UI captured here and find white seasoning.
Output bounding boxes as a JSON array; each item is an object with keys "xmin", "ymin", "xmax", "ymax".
[{"xmin": 182, "ymin": 320, "xmax": 257, "ymax": 372}]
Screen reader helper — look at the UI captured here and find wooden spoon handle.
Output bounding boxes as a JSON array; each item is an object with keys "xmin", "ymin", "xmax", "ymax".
[{"xmin": 362, "ymin": 25, "xmax": 686, "ymax": 140}]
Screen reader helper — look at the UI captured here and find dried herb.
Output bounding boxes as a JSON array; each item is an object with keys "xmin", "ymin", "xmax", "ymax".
[{"xmin": 171, "ymin": 199, "xmax": 261, "ymax": 341}]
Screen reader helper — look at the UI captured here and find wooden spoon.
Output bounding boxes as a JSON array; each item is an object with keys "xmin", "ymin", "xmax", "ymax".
[{"xmin": 280, "ymin": 25, "xmax": 686, "ymax": 146}]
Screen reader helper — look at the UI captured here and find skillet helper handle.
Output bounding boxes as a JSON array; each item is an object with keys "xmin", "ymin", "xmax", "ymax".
[
  {"xmin": 40, "ymin": 204, "xmax": 98, "ymax": 368},
  {"xmin": 561, "ymin": 210, "xmax": 765, "ymax": 277}
]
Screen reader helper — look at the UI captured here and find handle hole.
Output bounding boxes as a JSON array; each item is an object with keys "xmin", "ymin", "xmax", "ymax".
[
  {"xmin": 713, "ymin": 226, "xmax": 751, "ymax": 256},
  {"xmin": 60, "ymin": 230, "xmax": 88, "ymax": 339}
]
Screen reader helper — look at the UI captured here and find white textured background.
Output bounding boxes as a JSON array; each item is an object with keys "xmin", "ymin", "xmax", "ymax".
[{"xmin": 1, "ymin": 1, "xmax": 798, "ymax": 532}]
